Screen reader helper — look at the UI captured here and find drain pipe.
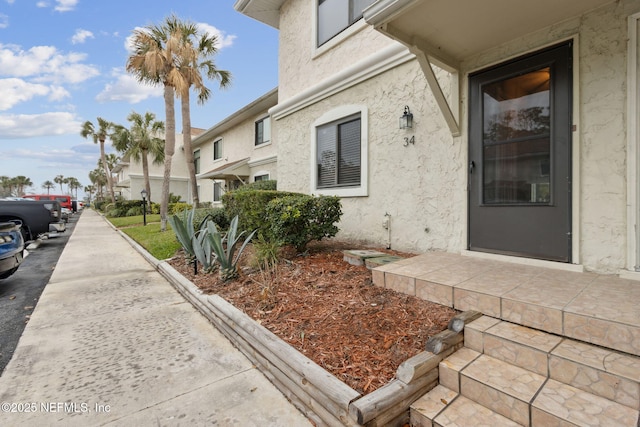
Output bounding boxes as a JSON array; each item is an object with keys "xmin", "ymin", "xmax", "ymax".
[{"xmin": 383, "ymin": 212, "xmax": 391, "ymax": 249}]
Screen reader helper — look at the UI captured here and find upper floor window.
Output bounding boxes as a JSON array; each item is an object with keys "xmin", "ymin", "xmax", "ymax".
[
  {"xmin": 213, "ymin": 139, "xmax": 222, "ymax": 160},
  {"xmin": 317, "ymin": 0, "xmax": 375, "ymax": 46},
  {"xmin": 193, "ymin": 149, "xmax": 201, "ymax": 174},
  {"xmin": 255, "ymin": 117, "xmax": 271, "ymax": 146}
]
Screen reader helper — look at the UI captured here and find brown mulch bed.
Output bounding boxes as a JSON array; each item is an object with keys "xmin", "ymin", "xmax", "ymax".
[{"xmin": 167, "ymin": 241, "xmax": 457, "ymax": 395}]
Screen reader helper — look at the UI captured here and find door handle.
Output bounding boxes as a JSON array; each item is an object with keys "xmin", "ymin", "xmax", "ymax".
[{"xmin": 469, "ymin": 161, "xmax": 475, "ymax": 174}]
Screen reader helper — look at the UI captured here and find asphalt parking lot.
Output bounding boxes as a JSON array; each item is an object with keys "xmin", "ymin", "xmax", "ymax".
[{"xmin": 0, "ymin": 213, "xmax": 77, "ymax": 375}]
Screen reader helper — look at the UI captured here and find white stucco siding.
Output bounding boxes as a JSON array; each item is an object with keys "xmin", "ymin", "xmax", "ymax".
[
  {"xmin": 276, "ymin": 60, "xmax": 463, "ymax": 253},
  {"xmin": 278, "ymin": 0, "xmax": 398, "ymax": 101},
  {"xmin": 272, "ymin": 0, "xmax": 640, "ymax": 272},
  {"xmin": 578, "ymin": 3, "xmax": 630, "ymax": 271}
]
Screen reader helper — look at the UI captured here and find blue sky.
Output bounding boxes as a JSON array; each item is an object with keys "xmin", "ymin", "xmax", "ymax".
[{"xmin": 0, "ymin": 0, "xmax": 278, "ymax": 197}]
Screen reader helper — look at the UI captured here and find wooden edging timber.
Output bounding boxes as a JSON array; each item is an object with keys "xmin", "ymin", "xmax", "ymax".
[{"xmin": 155, "ymin": 260, "xmax": 469, "ymax": 426}]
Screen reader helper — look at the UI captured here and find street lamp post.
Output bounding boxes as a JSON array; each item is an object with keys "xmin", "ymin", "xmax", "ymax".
[{"xmin": 140, "ymin": 189, "xmax": 147, "ymax": 226}]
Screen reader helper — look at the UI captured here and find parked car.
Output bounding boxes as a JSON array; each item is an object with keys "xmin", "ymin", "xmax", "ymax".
[
  {"xmin": 0, "ymin": 199, "xmax": 66, "ymax": 242},
  {"xmin": 23, "ymin": 194, "xmax": 72, "ymax": 211},
  {"xmin": 0, "ymin": 221, "xmax": 24, "ymax": 279}
]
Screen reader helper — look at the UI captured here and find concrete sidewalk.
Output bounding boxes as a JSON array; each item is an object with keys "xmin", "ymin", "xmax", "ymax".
[{"xmin": 0, "ymin": 209, "xmax": 310, "ymax": 426}]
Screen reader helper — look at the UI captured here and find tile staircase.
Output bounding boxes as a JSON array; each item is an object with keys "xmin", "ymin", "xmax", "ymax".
[{"xmin": 411, "ymin": 316, "xmax": 640, "ymax": 426}]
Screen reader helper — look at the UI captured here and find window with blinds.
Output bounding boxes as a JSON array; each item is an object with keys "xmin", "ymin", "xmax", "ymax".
[
  {"xmin": 213, "ymin": 182, "xmax": 222, "ymax": 202},
  {"xmin": 193, "ymin": 149, "xmax": 201, "ymax": 174},
  {"xmin": 213, "ymin": 139, "xmax": 222, "ymax": 160},
  {"xmin": 316, "ymin": 114, "xmax": 361, "ymax": 189},
  {"xmin": 317, "ymin": 0, "xmax": 376, "ymax": 46}
]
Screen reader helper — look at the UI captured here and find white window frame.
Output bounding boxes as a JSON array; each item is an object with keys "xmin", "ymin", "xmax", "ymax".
[
  {"xmin": 312, "ymin": 1, "xmax": 370, "ymax": 57},
  {"xmin": 213, "ymin": 181, "xmax": 223, "ymax": 202},
  {"xmin": 253, "ymin": 172, "xmax": 270, "ymax": 182},
  {"xmin": 193, "ymin": 149, "xmax": 201, "ymax": 174},
  {"xmin": 310, "ymin": 105, "xmax": 368, "ymax": 197},
  {"xmin": 213, "ymin": 139, "xmax": 223, "ymax": 161},
  {"xmin": 255, "ymin": 116, "xmax": 271, "ymax": 146}
]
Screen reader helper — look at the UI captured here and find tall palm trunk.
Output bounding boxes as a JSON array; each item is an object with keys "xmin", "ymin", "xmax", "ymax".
[
  {"xmin": 100, "ymin": 139, "xmax": 116, "ymax": 204},
  {"xmin": 141, "ymin": 149, "xmax": 151, "ymax": 202},
  {"xmin": 160, "ymin": 85, "xmax": 176, "ymax": 232},
  {"xmin": 181, "ymin": 89, "xmax": 199, "ymax": 208}
]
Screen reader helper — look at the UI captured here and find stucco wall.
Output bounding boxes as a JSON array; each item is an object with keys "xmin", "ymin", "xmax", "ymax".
[
  {"xmin": 272, "ymin": 0, "xmax": 640, "ymax": 273},
  {"xmin": 195, "ymin": 110, "xmax": 277, "ymax": 204},
  {"xmin": 278, "ymin": 0, "xmax": 397, "ymax": 101},
  {"xmin": 275, "ymin": 59, "xmax": 463, "ymax": 253}
]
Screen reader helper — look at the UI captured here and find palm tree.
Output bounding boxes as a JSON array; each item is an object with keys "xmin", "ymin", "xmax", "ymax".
[
  {"xmin": 13, "ymin": 176, "xmax": 32, "ymax": 196},
  {"xmin": 84, "ymin": 185, "xmax": 95, "ymax": 205},
  {"xmin": 127, "ymin": 16, "xmax": 185, "ymax": 231},
  {"xmin": 42, "ymin": 180, "xmax": 55, "ymax": 194},
  {"xmin": 111, "ymin": 111, "xmax": 165, "ymax": 203},
  {"xmin": 173, "ymin": 17, "xmax": 231, "ymax": 208},
  {"xmin": 89, "ymin": 168, "xmax": 107, "ymax": 200},
  {"xmin": 0, "ymin": 176, "xmax": 11, "ymax": 197},
  {"xmin": 81, "ymin": 118, "xmax": 116, "ymax": 204},
  {"xmin": 54, "ymin": 175, "xmax": 65, "ymax": 193},
  {"xmin": 66, "ymin": 177, "xmax": 81, "ymax": 199}
]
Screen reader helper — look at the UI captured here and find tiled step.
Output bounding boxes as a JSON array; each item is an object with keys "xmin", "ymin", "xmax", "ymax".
[
  {"xmin": 411, "ymin": 317, "xmax": 640, "ymax": 426},
  {"xmin": 467, "ymin": 316, "xmax": 640, "ymax": 410},
  {"xmin": 460, "ymin": 354, "xmax": 546, "ymax": 426},
  {"xmin": 532, "ymin": 379, "xmax": 640, "ymax": 426},
  {"xmin": 410, "ymin": 385, "xmax": 521, "ymax": 427}
]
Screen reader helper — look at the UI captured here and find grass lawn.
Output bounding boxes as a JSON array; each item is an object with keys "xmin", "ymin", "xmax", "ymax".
[{"xmin": 108, "ymin": 214, "xmax": 181, "ymax": 260}]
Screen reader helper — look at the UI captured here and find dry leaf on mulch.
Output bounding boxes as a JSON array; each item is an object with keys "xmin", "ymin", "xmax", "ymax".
[{"xmin": 167, "ymin": 241, "xmax": 457, "ymax": 395}]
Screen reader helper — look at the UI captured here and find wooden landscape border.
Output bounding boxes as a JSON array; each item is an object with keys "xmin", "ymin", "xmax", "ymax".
[{"xmin": 156, "ymin": 259, "xmax": 469, "ymax": 426}]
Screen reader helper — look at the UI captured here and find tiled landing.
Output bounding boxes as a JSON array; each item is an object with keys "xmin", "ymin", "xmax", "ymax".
[
  {"xmin": 411, "ymin": 317, "xmax": 640, "ymax": 427},
  {"xmin": 372, "ymin": 252, "xmax": 640, "ymax": 357}
]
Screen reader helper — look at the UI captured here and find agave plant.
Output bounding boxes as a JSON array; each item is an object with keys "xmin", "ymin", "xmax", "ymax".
[
  {"xmin": 205, "ymin": 215, "xmax": 256, "ymax": 281},
  {"xmin": 192, "ymin": 222, "xmax": 217, "ymax": 273},
  {"xmin": 167, "ymin": 208, "xmax": 198, "ymax": 259}
]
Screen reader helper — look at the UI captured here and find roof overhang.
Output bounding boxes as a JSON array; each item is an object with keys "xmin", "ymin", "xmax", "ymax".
[
  {"xmin": 364, "ymin": 0, "xmax": 615, "ymax": 65},
  {"xmin": 198, "ymin": 158, "xmax": 250, "ymax": 181},
  {"xmin": 234, "ymin": 0, "xmax": 285, "ymax": 28}
]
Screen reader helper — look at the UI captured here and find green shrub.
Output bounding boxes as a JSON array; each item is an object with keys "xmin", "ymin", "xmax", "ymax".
[
  {"xmin": 251, "ymin": 232, "xmax": 282, "ymax": 270},
  {"xmin": 170, "ymin": 202, "xmax": 192, "ymax": 214},
  {"xmin": 266, "ymin": 195, "xmax": 342, "ymax": 252},
  {"xmin": 193, "ymin": 207, "xmax": 229, "ymax": 230},
  {"xmin": 222, "ymin": 189, "xmax": 297, "ymax": 236},
  {"xmin": 235, "ymin": 179, "xmax": 277, "ymax": 192}
]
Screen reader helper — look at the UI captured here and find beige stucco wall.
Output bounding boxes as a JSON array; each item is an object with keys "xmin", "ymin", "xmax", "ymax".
[
  {"xmin": 275, "ymin": 58, "xmax": 463, "ymax": 253},
  {"xmin": 273, "ymin": 0, "xmax": 640, "ymax": 273},
  {"xmin": 278, "ymin": 0, "xmax": 397, "ymax": 101},
  {"xmin": 196, "ymin": 111, "xmax": 277, "ymax": 204}
]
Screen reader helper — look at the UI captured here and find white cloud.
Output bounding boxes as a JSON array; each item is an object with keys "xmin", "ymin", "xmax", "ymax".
[
  {"xmin": 36, "ymin": 1, "xmax": 48, "ymax": 7},
  {"xmin": 0, "ymin": 14, "xmax": 8, "ymax": 29},
  {"xmin": 0, "ymin": 78, "xmax": 50, "ymax": 110},
  {"xmin": 96, "ymin": 71, "xmax": 162, "ymax": 104},
  {"xmin": 0, "ymin": 44, "xmax": 100, "ymax": 84},
  {"xmin": 0, "ymin": 112, "xmax": 82, "ymax": 138},
  {"xmin": 196, "ymin": 23, "xmax": 236, "ymax": 49},
  {"xmin": 71, "ymin": 29, "xmax": 94, "ymax": 44},
  {"xmin": 54, "ymin": 0, "xmax": 78, "ymax": 12}
]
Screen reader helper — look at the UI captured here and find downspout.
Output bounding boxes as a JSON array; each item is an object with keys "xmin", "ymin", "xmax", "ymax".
[{"xmin": 383, "ymin": 212, "xmax": 392, "ymax": 249}]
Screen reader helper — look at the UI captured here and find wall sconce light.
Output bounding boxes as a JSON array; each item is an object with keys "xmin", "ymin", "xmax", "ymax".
[{"xmin": 399, "ymin": 105, "xmax": 413, "ymax": 130}]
